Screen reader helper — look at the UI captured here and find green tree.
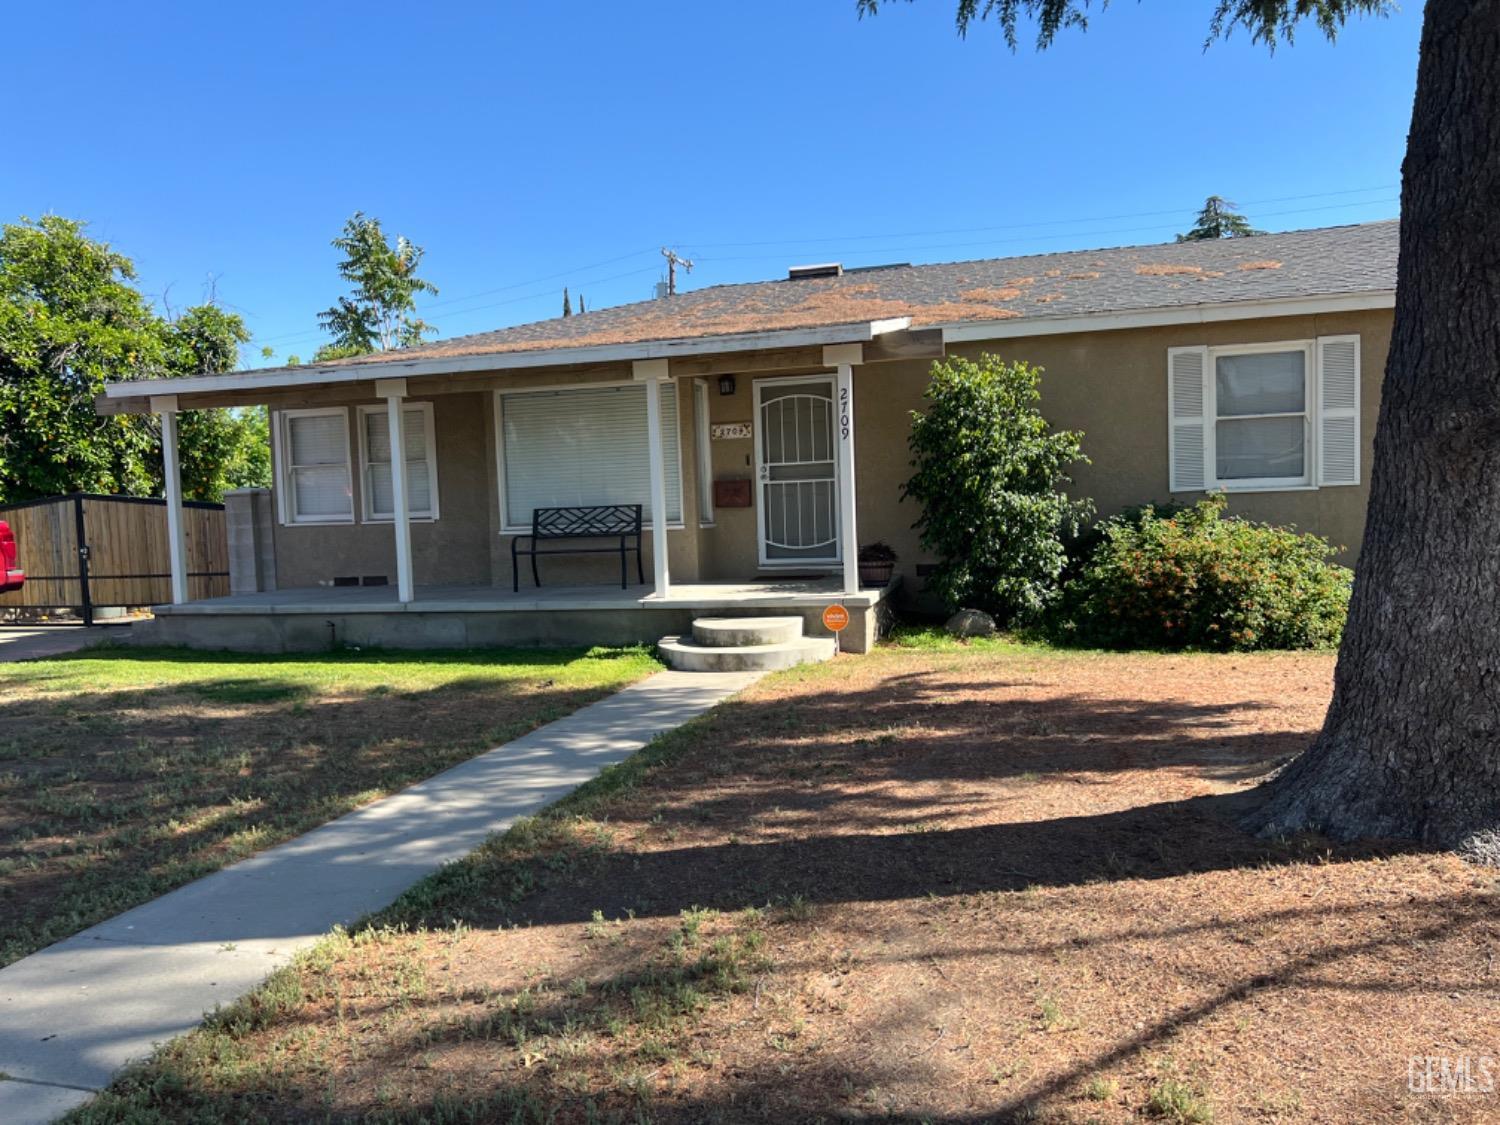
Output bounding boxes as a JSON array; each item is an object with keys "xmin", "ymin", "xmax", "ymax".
[
  {"xmin": 903, "ymin": 354, "xmax": 1090, "ymax": 623},
  {"xmin": 0, "ymin": 215, "xmax": 162, "ymax": 500},
  {"xmin": 162, "ymin": 305, "xmax": 269, "ymax": 500},
  {"xmin": 1177, "ymin": 195, "xmax": 1263, "ymax": 241},
  {"xmin": 562, "ymin": 287, "xmax": 572, "ymax": 317},
  {"xmin": 858, "ymin": 0, "xmax": 1500, "ymax": 861},
  {"xmin": 0, "ymin": 215, "xmax": 270, "ymax": 504},
  {"xmin": 315, "ymin": 212, "xmax": 437, "ymax": 360}
]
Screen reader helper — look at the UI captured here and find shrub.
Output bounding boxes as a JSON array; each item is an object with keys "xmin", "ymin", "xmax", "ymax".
[
  {"xmin": 1053, "ymin": 495, "xmax": 1351, "ymax": 651},
  {"xmin": 903, "ymin": 354, "xmax": 1091, "ymax": 624}
]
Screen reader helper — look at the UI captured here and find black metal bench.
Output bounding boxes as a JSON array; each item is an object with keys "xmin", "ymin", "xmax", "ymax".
[{"xmin": 511, "ymin": 504, "xmax": 645, "ymax": 592}]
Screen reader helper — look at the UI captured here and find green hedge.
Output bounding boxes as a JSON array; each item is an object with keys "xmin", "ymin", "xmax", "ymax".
[{"xmin": 1052, "ymin": 496, "xmax": 1352, "ymax": 651}]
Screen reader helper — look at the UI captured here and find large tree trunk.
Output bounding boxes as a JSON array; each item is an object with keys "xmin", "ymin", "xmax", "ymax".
[{"xmin": 1243, "ymin": 0, "xmax": 1500, "ymax": 859}]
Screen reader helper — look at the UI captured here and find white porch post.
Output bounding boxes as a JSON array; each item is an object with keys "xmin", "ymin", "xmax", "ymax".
[
  {"xmin": 376, "ymin": 378, "xmax": 414, "ymax": 604},
  {"xmin": 634, "ymin": 359, "xmax": 672, "ymax": 598},
  {"xmin": 824, "ymin": 345, "xmax": 862, "ymax": 595},
  {"xmin": 151, "ymin": 395, "xmax": 189, "ymax": 606}
]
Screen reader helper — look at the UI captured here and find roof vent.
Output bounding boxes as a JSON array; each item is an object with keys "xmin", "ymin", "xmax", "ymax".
[{"xmin": 787, "ymin": 262, "xmax": 843, "ymax": 281}]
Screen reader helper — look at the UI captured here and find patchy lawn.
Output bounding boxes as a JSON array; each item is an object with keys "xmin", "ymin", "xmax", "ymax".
[
  {"xmin": 0, "ymin": 644, "xmax": 660, "ymax": 966},
  {"xmin": 71, "ymin": 642, "xmax": 1500, "ymax": 1124}
]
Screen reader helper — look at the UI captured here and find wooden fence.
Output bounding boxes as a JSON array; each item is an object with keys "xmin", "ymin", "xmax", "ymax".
[{"xmin": 0, "ymin": 493, "xmax": 228, "ymax": 624}]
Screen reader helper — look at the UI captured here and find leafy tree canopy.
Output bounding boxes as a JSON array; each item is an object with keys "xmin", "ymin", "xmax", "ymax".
[
  {"xmin": 0, "ymin": 215, "xmax": 269, "ymax": 503},
  {"xmin": 315, "ymin": 212, "xmax": 437, "ymax": 360},
  {"xmin": 855, "ymin": 0, "xmax": 1394, "ymax": 49},
  {"xmin": 1177, "ymin": 195, "xmax": 1263, "ymax": 241}
]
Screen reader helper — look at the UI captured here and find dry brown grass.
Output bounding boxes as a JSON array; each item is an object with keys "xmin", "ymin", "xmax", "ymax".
[
  {"xmin": 0, "ymin": 645, "xmax": 658, "ymax": 965},
  {"xmin": 75, "ymin": 643, "xmax": 1500, "ymax": 1124},
  {"xmin": 1238, "ymin": 259, "xmax": 1286, "ymax": 271}
]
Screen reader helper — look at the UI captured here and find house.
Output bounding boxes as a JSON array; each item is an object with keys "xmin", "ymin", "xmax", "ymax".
[{"xmin": 98, "ymin": 220, "xmax": 1396, "ymax": 655}]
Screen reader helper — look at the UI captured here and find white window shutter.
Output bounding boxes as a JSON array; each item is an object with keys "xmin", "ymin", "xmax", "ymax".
[
  {"xmin": 1168, "ymin": 346, "xmax": 1209, "ymax": 491},
  {"xmin": 1317, "ymin": 336, "xmax": 1360, "ymax": 486}
]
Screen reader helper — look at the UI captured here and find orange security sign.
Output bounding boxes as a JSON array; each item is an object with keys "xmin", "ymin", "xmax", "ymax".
[{"xmin": 822, "ymin": 604, "xmax": 850, "ymax": 633}]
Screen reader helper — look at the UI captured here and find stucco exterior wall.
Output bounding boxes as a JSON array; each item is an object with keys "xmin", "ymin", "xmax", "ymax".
[
  {"xmin": 269, "ymin": 377, "xmax": 705, "ymax": 591},
  {"xmin": 271, "ymin": 392, "xmax": 494, "ymax": 589},
  {"xmin": 846, "ymin": 308, "xmax": 1391, "ymax": 596},
  {"xmin": 266, "ymin": 308, "xmax": 1390, "ymax": 594}
]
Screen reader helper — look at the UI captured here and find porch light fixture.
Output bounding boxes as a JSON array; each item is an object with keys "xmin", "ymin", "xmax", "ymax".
[{"xmin": 718, "ymin": 375, "xmax": 736, "ymax": 396}]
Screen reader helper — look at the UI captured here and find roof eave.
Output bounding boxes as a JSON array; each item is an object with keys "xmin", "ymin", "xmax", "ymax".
[
  {"xmin": 101, "ymin": 317, "xmax": 914, "ymax": 403},
  {"xmin": 938, "ymin": 290, "xmax": 1396, "ymax": 344}
]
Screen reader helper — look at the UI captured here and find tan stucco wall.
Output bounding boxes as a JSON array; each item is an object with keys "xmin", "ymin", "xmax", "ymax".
[
  {"xmin": 268, "ymin": 308, "xmax": 1390, "ymax": 593},
  {"xmin": 271, "ymin": 392, "xmax": 493, "ymax": 589},
  {"xmin": 846, "ymin": 308, "xmax": 1391, "ymax": 594},
  {"xmin": 270, "ymin": 377, "xmax": 705, "ymax": 591}
]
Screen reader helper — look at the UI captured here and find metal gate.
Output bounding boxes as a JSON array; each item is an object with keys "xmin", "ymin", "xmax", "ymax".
[
  {"xmin": 0, "ymin": 493, "xmax": 229, "ymax": 625},
  {"xmin": 754, "ymin": 375, "xmax": 841, "ymax": 567}
]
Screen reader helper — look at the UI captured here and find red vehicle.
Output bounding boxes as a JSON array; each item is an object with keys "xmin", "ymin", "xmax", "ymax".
[{"xmin": 0, "ymin": 519, "xmax": 23, "ymax": 593}]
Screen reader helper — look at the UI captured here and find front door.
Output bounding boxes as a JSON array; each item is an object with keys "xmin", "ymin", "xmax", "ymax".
[{"xmin": 754, "ymin": 375, "xmax": 840, "ymax": 568}]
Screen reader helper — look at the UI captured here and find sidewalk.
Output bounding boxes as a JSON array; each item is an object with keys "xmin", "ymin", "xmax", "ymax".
[
  {"xmin": 0, "ymin": 625, "xmax": 127, "ymax": 663},
  {"xmin": 0, "ymin": 668, "xmax": 760, "ymax": 1124}
]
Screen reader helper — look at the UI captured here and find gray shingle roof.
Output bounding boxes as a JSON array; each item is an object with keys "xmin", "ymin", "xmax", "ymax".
[{"xmin": 326, "ymin": 221, "xmax": 1397, "ymax": 366}]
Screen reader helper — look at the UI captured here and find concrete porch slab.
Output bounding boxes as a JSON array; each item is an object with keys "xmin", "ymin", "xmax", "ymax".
[{"xmin": 134, "ymin": 579, "xmax": 897, "ymax": 654}]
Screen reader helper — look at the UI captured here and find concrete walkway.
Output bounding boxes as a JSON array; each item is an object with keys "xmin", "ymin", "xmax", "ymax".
[
  {"xmin": 0, "ymin": 625, "xmax": 128, "ymax": 663},
  {"xmin": 0, "ymin": 669, "xmax": 760, "ymax": 1124}
]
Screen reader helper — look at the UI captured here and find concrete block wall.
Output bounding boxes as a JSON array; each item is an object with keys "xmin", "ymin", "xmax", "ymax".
[{"xmin": 225, "ymin": 488, "xmax": 277, "ymax": 595}]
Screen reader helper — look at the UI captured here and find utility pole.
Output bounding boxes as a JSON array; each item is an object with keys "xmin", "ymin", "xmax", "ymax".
[{"xmin": 660, "ymin": 247, "xmax": 693, "ymax": 296}]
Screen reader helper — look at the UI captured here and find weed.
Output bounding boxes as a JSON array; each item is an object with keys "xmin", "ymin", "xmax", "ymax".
[
  {"xmin": 1085, "ymin": 1076, "xmax": 1118, "ymax": 1101},
  {"xmin": 1147, "ymin": 1078, "xmax": 1214, "ymax": 1122}
]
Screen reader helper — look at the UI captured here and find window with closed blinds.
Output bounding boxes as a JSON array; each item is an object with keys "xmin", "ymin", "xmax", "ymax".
[
  {"xmin": 358, "ymin": 403, "xmax": 438, "ymax": 520},
  {"xmin": 1168, "ymin": 336, "xmax": 1359, "ymax": 493},
  {"xmin": 1213, "ymin": 348, "xmax": 1310, "ymax": 485},
  {"xmin": 500, "ymin": 383, "xmax": 682, "ymax": 527},
  {"xmin": 280, "ymin": 408, "xmax": 353, "ymax": 523}
]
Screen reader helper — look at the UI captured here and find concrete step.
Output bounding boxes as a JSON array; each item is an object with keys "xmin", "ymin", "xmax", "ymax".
[
  {"xmin": 658, "ymin": 635, "xmax": 836, "ymax": 673},
  {"xmin": 691, "ymin": 616, "xmax": 804, "ymax": 648}
]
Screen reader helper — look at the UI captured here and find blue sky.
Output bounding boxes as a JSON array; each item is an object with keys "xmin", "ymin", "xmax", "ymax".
[{"xmin": 6, "ymin": 1, "xmax": 1422, "ymax": 366}]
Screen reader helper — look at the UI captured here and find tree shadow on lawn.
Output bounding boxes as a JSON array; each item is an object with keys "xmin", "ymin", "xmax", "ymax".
[
  {"xmin": 80, "ymin": 656, "xmax": 1480, "ymax": 1125},
  {"xmin": 0, "ymin": 655, "xmax": 646, "ymax": 965},
  {"xmin": 391, "ymin": 661, "xmax": 1408, "ymax": 927},
  {"xmin": 13, "ymin": 641, "xmax": 641, "ymax": 669}
]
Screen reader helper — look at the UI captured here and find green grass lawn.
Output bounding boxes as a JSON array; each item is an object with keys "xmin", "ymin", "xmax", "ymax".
[{"xmin": 0, "ymin": 644, "xmax": 661, "ymax": 966}]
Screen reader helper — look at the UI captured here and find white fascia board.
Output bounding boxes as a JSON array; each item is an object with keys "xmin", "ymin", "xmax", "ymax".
[
  {"xmin": 102, "ymin": 318, "xmax": 914, "ymax": 401},
  {"xmin": 938, "ymin": 291, "xmax": 1395, "ymax": 344}
]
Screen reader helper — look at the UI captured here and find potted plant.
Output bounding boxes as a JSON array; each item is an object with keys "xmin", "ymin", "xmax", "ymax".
[{"xmin": 858, "ymin": 541, "xmax": 898, "ymax": 587}]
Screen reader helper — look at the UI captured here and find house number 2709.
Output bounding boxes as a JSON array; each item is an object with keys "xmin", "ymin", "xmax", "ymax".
[{"xmin": 839, "ymin": 386, "xmax": 851, "ymax": 441}]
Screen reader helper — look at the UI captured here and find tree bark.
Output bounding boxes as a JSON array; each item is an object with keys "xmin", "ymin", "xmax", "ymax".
[{"xmin": 1243, "ymin": 0, "xmax": 1500, "ymax": 860}]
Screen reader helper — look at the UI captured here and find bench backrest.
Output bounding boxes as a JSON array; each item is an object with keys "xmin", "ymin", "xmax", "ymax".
[{"xmin": 532, "ymin": 504, "xmax": 642, "ymax": 539}]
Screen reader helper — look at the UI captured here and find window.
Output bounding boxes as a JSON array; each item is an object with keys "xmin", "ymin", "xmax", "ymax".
[
  {"xmin": 498, "ymin": 382, "xmax": 683, "ymax": 529},
  {"xmin": 1213, "ymin": 346, "xmax": 1310, "ymax": 486},
  {"xmin": 1168, "ymin": 336, "xmax": 1360, "ymax": 493},
  {"xmin": 357, "ymin": 403, "xmax": 438, "ymax": 521},
  {"xmin": 277, "ymin": 408, "xmax": 353, "ymax": 524},
  {"xmin": 693, "ymin": 379, "xmax": 714, "ymax": 525}
]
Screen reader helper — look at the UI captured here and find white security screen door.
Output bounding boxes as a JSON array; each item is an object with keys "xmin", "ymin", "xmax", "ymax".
[{"xmin": 754, "ymin": 376, "xmax": 841, "ymax": 566}]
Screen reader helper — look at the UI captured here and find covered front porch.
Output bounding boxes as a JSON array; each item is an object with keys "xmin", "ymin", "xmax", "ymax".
[
  {"xmin": 139, "ymin": 578, "xmax": 896, "ymax": 654},
  {"xmin": 101, "ymin": 316, "xmax": 945, "ymax": 655}
]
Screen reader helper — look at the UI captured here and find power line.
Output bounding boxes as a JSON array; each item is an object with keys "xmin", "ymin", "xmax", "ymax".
[
  {"xmin": 669, "ymin": 184, "xmax": 1398, "ymax": 252},
  {"xmin": 255, "ymin": 246, "xmax": 661, "ymax": 346},
  {"xmin": 254, "ymin": 184, "xmax": 1398, "ymax": 353},
  {"xmin": 692, "ymin": 197, "xmax": 1398, "ymax": 265}
]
